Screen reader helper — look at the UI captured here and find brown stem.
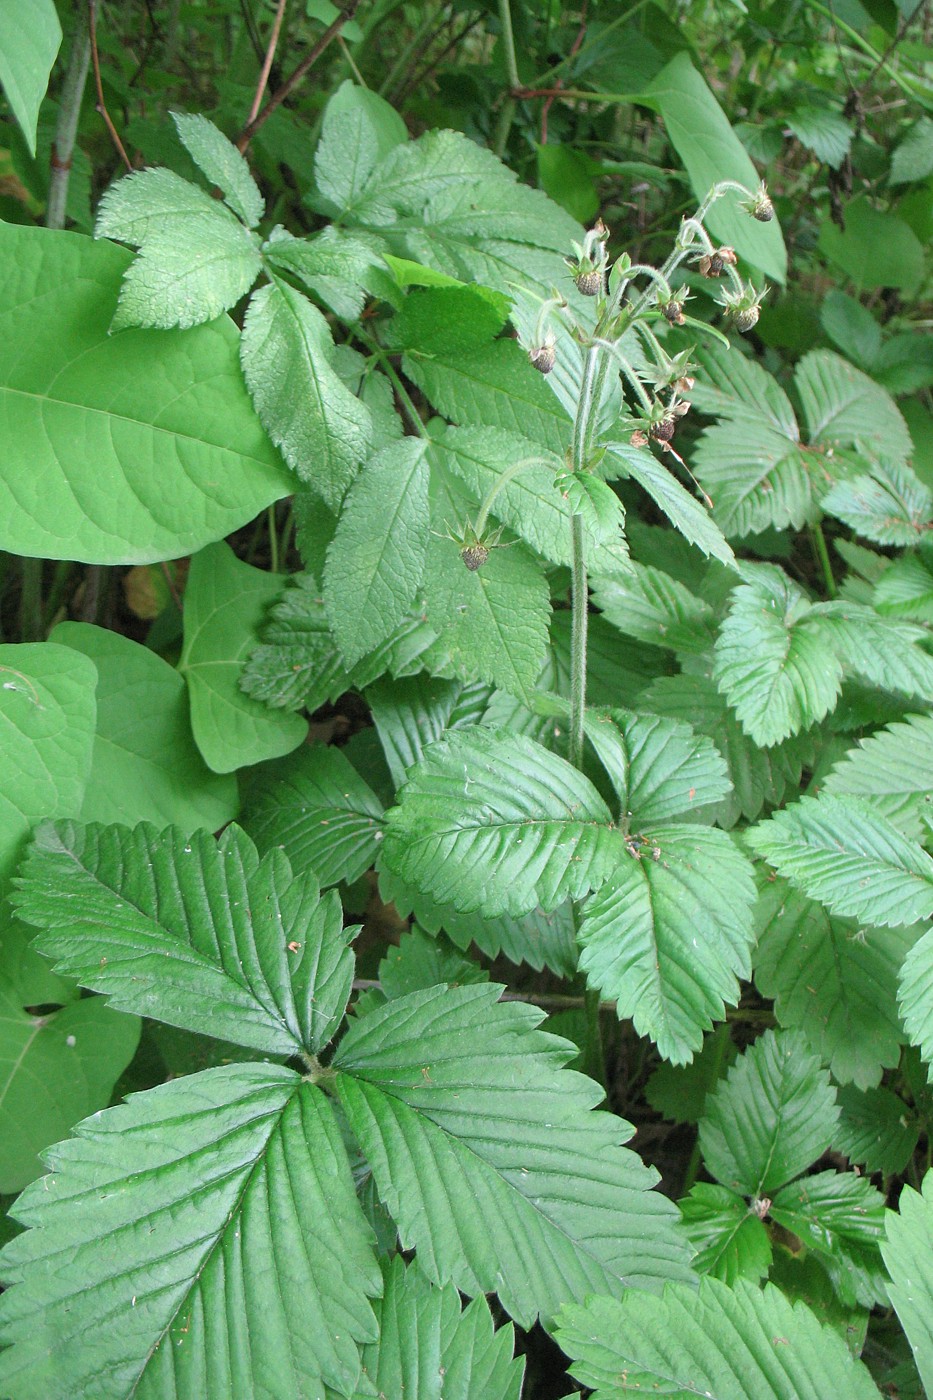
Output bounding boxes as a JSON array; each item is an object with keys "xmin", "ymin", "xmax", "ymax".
[
  {"xmin": 246, "ymin": 0, "xmax": 288, "ymax": 129},
  {"xmin": 88, "ymin": 0, "xmax": 133, "ymax": 172},
  {"xmin": 236, "ymin": 0, "xmax": 362, "ymax": 153}
]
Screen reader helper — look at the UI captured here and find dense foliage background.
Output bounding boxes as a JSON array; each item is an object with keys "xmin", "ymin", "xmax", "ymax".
[{"xmin": 0, "ymin": 0, "xmax": 932, "ymax": 1395}]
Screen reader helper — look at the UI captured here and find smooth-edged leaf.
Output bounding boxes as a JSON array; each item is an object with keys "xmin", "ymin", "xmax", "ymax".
[
  {"xmin": 0, "ymin": 1065, "xmax": 381, "ymax": 1400},
  {"xmin": 424, "ymin": 531, "xmax": 550, "ymax": 706},
  {"xmin": 750, "ymin": 793, "xmax": 933, "ymax": 928},
  {"xmin": 14, "ymin": 820, "xmax": 354, "ymax": 1057},
  {"xmin": 821, "ymin": 459, "xmax": 933, "ymax": 545},
  {"xmin": 0, "ymin": 0, "xmax": 61, "ymax": 156},
  {"xmin": 382, "ymin": 727, "xmax": 624, "ymax": 917},
  {"xmin": 788, "ymin": 105, "xmax": 853, "ymax": 167},
  {"xmin": 835, "ymin": 1083, "xmax": 919, "ymax": 1176},
  {"xmin": 0, "ymin": 643, "xmax": 94, "ymax": 890},
  {"xmin": 678, "ymin": 1183, "xmax": 772, "ymax": 1285},
  {"xmin": 50, "ymin": 622, "xmax": 237, "ymax": 832},
  {"xmin": 770, "ymin": 1170, "xmax": 887, "ymax": 1308},
  {"xmin": 324, "ymin": 438, "xmax": 429, "ymax": 666},
  {"xmin": 642, "ymin": 672, "xmax": 821, "ymax": 827},
  {"xmin": 241, "ymin": 744, "xmax": 384, "ymax": 888},
  {"xmin": 241, "ymin": 279, "xmax": 372, "ymax": 509},
  {"xmin": 356, "ymin": 1256, "xmax": 523, "ymax": 1400},
  {"xmin": 0, "ymin": 226, "xmax": 291, "ymax": 564},
  {"xmin": 170, "ymin": 110, "xmax": 264, "ymax": 227},
  {"xmin": 584, "ymin": 708, "xmax": 732, "ymax": 825},
  {"xmin": 645, "ymin": 53, "xmax": 787, "ymax": 282},
  {"xmin": 607, "ymin": 441, "xmax": 735, "ymax": 565},
  {"xmin": 334, "ymin": 983, "xmax": 693, "ymax": 1327},
  {"xmin": 578, "ymin": 826, "xmax": 756, "ymax": 1064},
  {"xmin": 592, "ymin": 562, "xmax": 717, "ymax": 653},
  {"xmin": 699, "ymin": 1029, "xmax": 839, "ymax": 1197},
  {"xmin": 883, "ymin": 1172, "xmax": 933, "ymax": 1398},
  {"xmin": 754, "ymin": 877, "xmax": 914, "ymax": 1089},
  {"xmin": 713, "ymin": 568, "xmax": 842, "ymax": 745},
  {"xmin": 313, "ymin": 79, "xmax": 408, "ymax": 214},
  {"xmin": 555, "ymin": 1278, "xmax": 881, "ymax": 1400},
  {"xmin": 180, "ymin": 542, "xmax": 307, "ymax": 773},
  {"xmin": 823, "ymin": 713, "xmax": 933, "ymax": 840},
  {"xmin": 795, "ymin": 349, "xmax": 912, "ymax": 461},
  {"xmin": 0, "ymin": 979, "xmax": 139, "ymax": 1195}
]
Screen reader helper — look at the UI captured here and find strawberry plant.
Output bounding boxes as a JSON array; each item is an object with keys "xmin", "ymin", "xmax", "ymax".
[{"xmin": 1, "ymin": 3, "xmax": 933, "ymax": 1397}]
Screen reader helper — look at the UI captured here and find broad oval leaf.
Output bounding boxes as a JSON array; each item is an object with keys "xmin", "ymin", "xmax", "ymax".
[
  {"xmin": 0, "ymin": 1065, "xmax": 381, "ymax": 1400},
  {"xmin": 0, "ymin": 0, "xmax": 61, "ymax": 156},
  {"xmin": 0, "ymin": 225, "xmax": 291, "ymax": 563}
]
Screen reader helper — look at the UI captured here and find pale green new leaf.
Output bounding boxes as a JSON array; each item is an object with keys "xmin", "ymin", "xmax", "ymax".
[
  {"xmin": 678, "ymin": 1184, "xmax": 772, "ymax": 1285},
  {"xmin": 750, "ymin": 794, "xmax": 933, "ymax": 928},
  {"xmin": 591, "ymin": 564, "xmax": 717, "ymax": 653},
  {"xmin": 823, "ymin": 713, "xmax": 933, "ymax": 840},
  {"xmin": 583, "ymin": 708, "xmax": 732, "ymax": 826},
  {"xmin": 770, "ymin": 1170, "xmax": 887, "ymax": 1308},
  {"xmin": 355, "ymin": 1257, "xmax": 523, "ymax": 1400},
  {"xmin": 0, "ymin": 0, "xmax": 60, "ymax": 155},
  {"xmin": 242, "ymin": 744, "xmax": 384, "ymax": 889},
  {"xmin": 713, "ymin": 568, "xmax": 842, "ymax": 745},
  {"xmin": 95, "ymin": 167, "xmax": 227, "ymax": 245},
  {"xmin": 241, "ymin": 280, "xmax": 372, "ymax": 509},
  {"xmin": 0, "ymin": 1066, "xmax": 381, "ymax": 1400},
  {"xmin": 577, "ymin": 826, "xmax": 756, "ymax": 1064},
  {"xmin": 0, "ymin": 643, "xmax": 96, "ymax": 886},
  {"xmin": 14, "ymin": 820, "xmax": 354, "ymax": 1057},
  {"xmin": 170, "ymin": 111, "xmax": 264, "ymax": 227},
  {"xmin": 699, "ymin": 1029, "xmax": 839, "ymax": 1196},
  {"xmin": 382, "ymin": 727, "xmax": 624, "ymax": 917},
  {"xmin": 754, "ymin": 877, "xmax": 914, "ymax": 1089},
  {"xmin": 796, "ymin": 349, "xmax": 912, "ymax": 460},
  {"xmin": 334, "ymin": 983, "xmax": 693, "ymax": 1327},
  {"xmin": 324, "ymin": 439, "xmax": 429, "ymax": 666},
  {"xmin": 264, "ymin": 226, "xmax": 380, "ymax": 320},
  {"xmin": 51, "ymin": 623, "xmax": 236, "ymax": 833},
  {"xmin": 882, "ymin": 1172, "xmax": 933, "ymax": 1398},
  {"xmin": 0, "ymin": 226, "xmax": 291, "ymax": 564},
  {"xmin": 555, "ymin": 1278, "xmax": 881, "ymax": 1400},
  {"xmin": 822, "ymin": 459, "xmax": 933, "ymax": 545},
  {"xmin": 607, "ymin": 441, "xmax": 735, "ymax": 565},
  {"xmin": 181, "ymin": 542, "xmax": 307, "ymax": 772}
]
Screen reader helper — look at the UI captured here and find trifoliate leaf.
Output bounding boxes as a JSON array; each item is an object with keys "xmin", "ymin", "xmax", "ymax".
[
  {"xmin": 13, "ymin": 821, "xmax": 354, "ymax": 1057},
  {"xmin": 0, "ymin": 1066, "xmax": 381, "ymax": 1400},
  {"xmin": 750, "ymin": 793, "xmax": 933, "ymax": 928},
  {"xmin": 583, "ymin": 707, "xmax": 732, "ymax": 826},
  {"xmin": 577, "ymin": 826, "xmax": 756, "ymax": 1064},
  {"xmin": 693, "ymin": 421, "xmax": 812, "ymax": 536},
  {"xmin": 691, "ymin": 345, "xmax": 799, "ymax": 437},
  {"xmin": 679, "ymin": 1183, "xmax": 772, "ymax": 1284},
  {"xmin": 699, "ymin": 1029, "xmax": 839, "ymax": 1197},
  {"xmin": 170, "ymin": 110, "xmax": 264, "ymax": 227},
  {"xmin": 770, "ymin": 1170, "xmax": 887, "ymax": 1308},
  {"xmin": 382, "ymin": 727, "xmax": 624, "ymax": 917},
  {"xmin": 555, "ymin": 1277, "xmax": 880, "ymax": 1400},
  {"xmin": 754, "ymin": 877, "xmax": 914, "ymax": 1089},
  {"xmin": 333, "ymin": 983, "xmax": 693, "ymax": 1327},
  {"xmin": 882, "ymin": 1172, "xmax": 933, "ymax": 1398},
  {"xmin": 809, "ymin": 600, "xmax": 933, "ymax": 701}
]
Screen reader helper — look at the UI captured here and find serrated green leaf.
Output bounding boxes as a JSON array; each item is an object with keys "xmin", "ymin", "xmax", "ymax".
[
  {"xmin": 356, "ymin": 1256, "xmax": 523, "ymax": 1399},
  {"xmin": 770, "ymin": 1170, "xmax": 887, "ymax": 1308},
  {"xmin": 0, "ymin": 1065, "xmax": 381, "ymax": 1400},
  {"xmin": 699, "ymin": 1029, "xmax": 839, "ymax": 1196},
  {"xmin": 555, "ymin": 1278, "xmax": 880, "ymax": 1399},
  {"xmin": 874, "ymin": 551, "xmax": 933, "ymax": 622},
  {"xmin": 751, "ymin": 793, "xmax": 933, "ymax": 928},
  {"xmin": 0, "ymin": 226, "xmax": 291, "ymax": 563},
  {"xmin": 646, "ymin": 1024, "xmax": 737, "ymax": 1124},
  {"xmin": 170, "ymin": 110, "xmax": 264, "ymax": 227},
  {"xmin": 822, "ymin": 459, "xmax": 933, "ymax": 545},
  {"xmin": 242, "ymin": 744, "xmax": 384, "ymax": 888},
  {"xmin": 50, "ymin": 622, "xmax": 236, "ymax": 832},
  {"xmin": 584, "ymin": 708, "xmax": 732, "ymax": 825},
  {"xmin": 898, "ymin": 926, "xmax": 933, "ymax": 1083},
  {"xmin": 891, "ymin": 117, "xmax": 933, "ymax": 185},
  {"xmin": 691, "ymin": 345, "xmax": 799, "ymax": 436},
  {"xmin": 242, "ymin": 279, "xmax": 372, "ymax": 509},
  {"xmin": 95, "ymin": 167, "xmax": 224, "ymax": 245},
  {"xmin": 788, "ymin": 106, "xmax": 853, "ymax": 167},
  {"xmin": 713, "ymin": 568, "xmax": 842, "ymax": 745},
  {"xmin": 883, "ymin": 1172, "xmax": 933, "ymax": 1397},
  {"xmin": 313, "ymin": 79, "xmax": 408, "ymax": 214},
  {"xmin": 334, "ymin": 983, "xmax": 693, "ymax": 1327},
  {"xmin": 180, "ymin": 542, "xmax": 307, "ymax": 772},
  {"xmin": 754, "ymin": 876, "xmax": 914, "ymax": 1089},
  {"xmin": 823, "ymin": 713, "xmax": 933, "ymax": 840},
  {"xmin": 383, "ymin": 727, "xmax": 624, "ymax": 917},
  {"xmin": 835, "ymin": 1083, "xmax": 919, "ymax": 1176},
  {"xmin": 693, "ymin": 421, "xmax": 813, "ymax": 536},
  {"xmin": 810, "ymin": 599, "xmax": 933, "ymax": 700},
  {"xmin": 0, "ymin": 0, "xmax": 61, "ymax": 156},
  {"xmin": 378, "ymin": 926, "xmax": 488, "ymax": 1001},
  {"xmin": 14, "ymin": 821, "xmax": 353, "ymax": 1057},
  {"xmin": 679, "ymin": 1183, "xmax": 772, "ymax": 1284},
  {"xmin": 591, "ymin": 562, "xmax": 717, "ymax": 653},
  {"xmin": 795, "ymin": 350, "xmax": 912, "ymax": 461},
  {"xmin": 366, "ymin": 674, "xmax": 485, "ymax": 789},
  {"xmin": 607, "ymin": 441, "xmax": 735, "ymax": 565},
  {"xmin": 820, "ymin": 291, "xmax": 882, "ymax": 369},
  {"xmin": 324, "ymin": 439, "xmax": 428, "ymax": 666},
  {"xmin": 264, "ymin": 225, "xmax": 380, "ymax": 320},
  {"xmin": 578, "ymin": 826, "xmax": 755, "ymax": 1064}
]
